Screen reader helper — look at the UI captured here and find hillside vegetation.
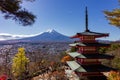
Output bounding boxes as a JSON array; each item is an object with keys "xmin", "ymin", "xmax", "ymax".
[{"xmin": 101, "ymin": 42, "xmax": 120, "ymax": 70}]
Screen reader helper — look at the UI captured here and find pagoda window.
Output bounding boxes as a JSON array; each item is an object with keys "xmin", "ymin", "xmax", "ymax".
[
  {"xmin": 83, "ymin": 59, "xmax": 101, "ymax": 64},
  {"xmin": 84, "ymin": 47, "xmax": 96, "ymax": 51},
  {"xmin": 81, "ymin": 47, "xmax": 96, "ymax": 51},
  {"xmin": 83, "ymin": 36, "xmax": 95, "ymax": 40},
  {"xmin": 76, "ymin": 58, "xmax": 100, "ymax": 64},
  {"xmin": 81, "ymin": 36, "xmax": 96, "ymax": 42},
  {"xmin": 84, "ymin": 59, "xmax": 98, "ymax": 62},
  {"xmin": 76, "ymin": 58, "xmax": 84, "ymax": 64},
  {"xmin": 78, "ymin": 47, "xmax": 97, "ymax": 53},
  {"xmin": 80, "ymin": 36, "xmax": 84, "ymax": 40}
]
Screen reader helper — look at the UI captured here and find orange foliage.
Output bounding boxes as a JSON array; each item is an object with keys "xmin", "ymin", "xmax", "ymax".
[
  {"xmin": 107, "ymin": 71, "xmax": 120, "ymax": 80},
  {"xmin": 61, "ymin": 55, "xmax": 72, "ymax": 63}
]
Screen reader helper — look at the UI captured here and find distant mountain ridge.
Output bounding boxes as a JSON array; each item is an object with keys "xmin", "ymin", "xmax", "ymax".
[
  {"xmin": 20, "ymin": 29, "xmax": 74, "ymax": 42},
  {"xmin": 0, "ymin": 29, "xmax": 74, "ymax": 42}
]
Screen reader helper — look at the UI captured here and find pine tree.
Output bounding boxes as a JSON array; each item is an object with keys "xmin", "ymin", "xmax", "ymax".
[
  {"xmin": 0, "ymin": 0, "xmax": 36, "ymax": 26},
  {"xmin": 104, "ymin": 9, "xmax": 120, "ymax": 28},
  {"xmin": 12, "ymin": 47, "xmax": 30, "ymax": 79},
  {"xmin": 104, "ymin": 1, "xmax": 120, "ymax": 28}
]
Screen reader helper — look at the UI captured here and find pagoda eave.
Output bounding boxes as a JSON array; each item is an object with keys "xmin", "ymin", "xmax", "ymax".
[
  {"xmin": 69, "ymin": 42, "xmax": 110, "ymax": 47},
  {"xmin": 75, "ymin": 72, "xmax": 104, "ymax": 77},
  {"xmin": 71, "ymin": 32, "xmax": 109, "ymax": 38},
  {"xmin": 66, "ymin": 61, "xmax": 116, "ymax": 75},
  {"xmin": 76, "ymin": 64, "xmax": 116, "ymax": 72},
  {"xmin": 66, "ymin": 61, "xmax": 86, "ymax": 72},
  {"xmin": 68, "ymin": 52, "xmax": 114, "ymax": 59}
]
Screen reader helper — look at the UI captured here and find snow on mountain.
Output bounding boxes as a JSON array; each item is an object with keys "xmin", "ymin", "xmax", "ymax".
[{"xmin": 20, "ymin": 29, "xmax": 74, "ymax": 42}]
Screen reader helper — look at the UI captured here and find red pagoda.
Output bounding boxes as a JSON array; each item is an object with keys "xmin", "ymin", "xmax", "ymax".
[{"xmin": 66, "ymin": 7, "xmax": 115, "ymax": 78}]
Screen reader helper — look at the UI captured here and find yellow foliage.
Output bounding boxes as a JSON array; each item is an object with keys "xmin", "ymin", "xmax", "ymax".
[
  {"xmin": 104, "ymin": 9, "xmax": 120, "ymax": 27},
  {"xmin": 12, "ymin": 47, "xmax": 30, "ymax": 78}
]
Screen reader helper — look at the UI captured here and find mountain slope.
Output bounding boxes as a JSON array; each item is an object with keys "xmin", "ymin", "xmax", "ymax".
[{"xmin": 20, "ymin": 29, "xmax": 74, "ymax": 42}]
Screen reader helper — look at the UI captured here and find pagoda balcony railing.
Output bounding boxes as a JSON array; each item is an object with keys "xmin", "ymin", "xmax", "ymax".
[
  {"xmin": 77, "ymin": 61, "xmax": 101, "ymax": 65},
  {"xmin": 78, "ymin": 50, "xmax": 98, "ymax": 54},
  {"xmin": 81, "ymin": 40, "xmax": 96, "ymax": 43},
  {"xmin": 75, "ymin": 72, "xmax": 103, "ymax": 76},
  {"xmin": 75, "ymin": 40, "xmax": 97, "ymax": 43},
  {"xmin": 76, "ymin": 59, "xmax": 101, "ymax": 65}
]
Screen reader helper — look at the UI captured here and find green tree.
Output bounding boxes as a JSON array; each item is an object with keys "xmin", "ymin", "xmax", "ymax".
[
  {"xmin": 0, "ymin": 0, "xmax": 36, "ymax": 26},
  {"xmin": 111, "ymin": 57, "xmax": 120, "ymax": 69},
  {"xmin": 12, "ymin": 47, "xmax": 30, "ymax": 79},
  {"xmin": 109, "ymin": 44, "xmax": 120, "ymax": 51},
  {"xmin": 70, "ymin": 47, "xmax": 77, "ymax": 52},
  {"xmin": 104, "ymin": 0, "xmax": 120, "ymax": 28},
  {"xmin": 98, "ymin": 47, "xmax": 108, "ymax": 54}
]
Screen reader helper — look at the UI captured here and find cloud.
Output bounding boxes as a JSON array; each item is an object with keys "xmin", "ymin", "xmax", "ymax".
[
  {"xmin": 0, "ymin": 33, "xmax": 39, "ymax": 41},
  {"xmin": 0, "ymin": 29, "xmax": 54, "ymax": 41}
]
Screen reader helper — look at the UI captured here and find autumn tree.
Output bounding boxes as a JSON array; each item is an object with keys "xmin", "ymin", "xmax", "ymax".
[
  {"xmin": 61, "ymin": 55, "xmax": 73, "ymax": 63},
  {"xmin": 104, "ymin": 0, "xmax": 120, "ymax": 28},
  {"xmin": 12, "ymin": 47, "xmax": 30, "ymax": 80},
  {"xmin": 0, "ymin": 0, "xmax": 36, "ymax": 26},
  {"xmin": 106, "ymin": 71, "xmax": 120, "ymax": 80}
]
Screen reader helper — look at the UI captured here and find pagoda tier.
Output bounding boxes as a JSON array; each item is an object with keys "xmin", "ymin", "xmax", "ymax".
[
  {"xmin": 72, "ymin": 31, "xmax": 109, "ymax": 38},
  {"xmin": 68, "ymin": 52, "xmax": 113, "ymax": 65},
  {"xmin": 71, "ymin": 32, "xmax": 109, "ymax": 43},
  {"xmin": 69, "ymin": 42, "xmax": 110, "ymax": 54},
  {"xmin": 67, "ymin": 61, "xmax": 116, "ymax": 77}
]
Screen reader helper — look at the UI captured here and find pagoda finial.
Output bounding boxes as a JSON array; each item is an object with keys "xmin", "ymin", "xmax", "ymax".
[{"xmin": 85, "ymin": 7, "xmax": 90, "ymax": 32}]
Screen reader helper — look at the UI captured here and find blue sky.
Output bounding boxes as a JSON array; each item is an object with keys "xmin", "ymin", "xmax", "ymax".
[{"xmin": 0, "ymin": 0, "xmax": 120, "ymax": 41}]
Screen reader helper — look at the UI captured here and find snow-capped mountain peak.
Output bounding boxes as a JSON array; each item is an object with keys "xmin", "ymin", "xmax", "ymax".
[
  {"xmin": 46, "ymin": 29, "xmax": 56, "ymax": 33},
  {"xmin": 20, "ymin": 29, "xmax": 73, "ymax": 42}
]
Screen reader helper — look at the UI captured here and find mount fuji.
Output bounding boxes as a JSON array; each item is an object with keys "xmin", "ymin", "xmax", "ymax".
[{"xmin": 17, "ymin": 29, "xmax": 74, "ymax": 42}]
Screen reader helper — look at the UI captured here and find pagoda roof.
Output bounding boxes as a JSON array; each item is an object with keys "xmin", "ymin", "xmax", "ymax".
[
  {"xmin": 76, "ymin": 64, "xmax": 116, "ymax": 72},
  {"xmin": 72, "ymin": 7, "xmax": 109, "ymax": 38},
  {"xmin": 67, "ymin": 61, "xmax": 116, "ymax": 72},
  {"xmin": 66, "ymin": 61, "xmax": 86, "ymax": 72},
  {"xmin": 69, "ymin": 42, "xmax": 110, "ymax": 47},
  {"xmin": 68, "ymin": 52, "xmax": 85, "ymax": 58},
  {"xmin": 71, "ymin": 31, "xmax": 109, "ymax": 38},
  {"xmin": 68, "ymin": 52, "xmax": 114, "ymax": 59}
]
